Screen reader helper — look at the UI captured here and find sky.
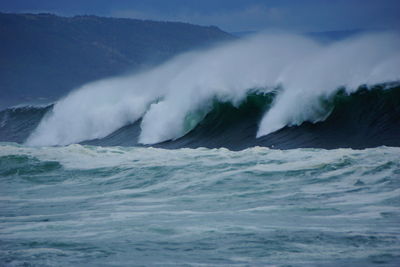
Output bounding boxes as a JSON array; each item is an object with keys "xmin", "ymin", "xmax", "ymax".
[{"xmin": 0, "ymin": 0, "xmax": 399, "ymax": 33}]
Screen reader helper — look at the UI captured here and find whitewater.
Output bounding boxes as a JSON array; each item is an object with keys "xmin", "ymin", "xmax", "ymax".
[
  {"xmin": 24, "ymin": 31, "xmax": 400, "ymax": 147},
  {"xmin": 1, "ymin": 31, "xmax": 400, "ymax": 266},
  {"xmin": 1, "ymin": 143, "xmax": 400, "ymax": 266}
]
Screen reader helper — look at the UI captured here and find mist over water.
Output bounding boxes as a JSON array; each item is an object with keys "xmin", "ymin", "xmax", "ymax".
[{"xmin": 26, "ymin": 32, "xmax": 400, "ymax": 146}]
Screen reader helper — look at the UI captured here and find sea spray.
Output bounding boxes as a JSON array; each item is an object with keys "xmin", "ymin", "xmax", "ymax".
[
  {"xmin": 257, "ymin": 32, "xmax": 400, "ymax": 136},
  {"xmin": 26, "ymin": 32, "xmax": 400, "ymax": 146}
]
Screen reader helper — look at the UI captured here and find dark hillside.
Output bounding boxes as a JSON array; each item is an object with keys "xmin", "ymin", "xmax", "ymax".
[{"xmin": 0, "ymin": 13, "xmax": 233, "ymax": 109}]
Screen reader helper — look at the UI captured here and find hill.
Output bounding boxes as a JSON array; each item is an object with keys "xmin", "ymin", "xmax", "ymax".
[{"xmin": 0, "ymin": 13, "xmax": 233, "ymax": 109}]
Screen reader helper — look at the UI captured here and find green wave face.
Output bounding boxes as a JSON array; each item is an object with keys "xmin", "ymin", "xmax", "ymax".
[
  {"xmin": 164, "ymin": 83, "xmax": 400, "ymax": 150},
  {"xmin": 1, "ymin": 83, "xmax": 400, "ymax": 150}
]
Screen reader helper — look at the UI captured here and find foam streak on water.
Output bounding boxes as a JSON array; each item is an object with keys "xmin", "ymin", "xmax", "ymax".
[{"xmin": 1, "ymin": 143, "xmax": 399, "ymax": 266}]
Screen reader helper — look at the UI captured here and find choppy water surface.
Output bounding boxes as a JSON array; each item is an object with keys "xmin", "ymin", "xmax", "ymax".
[{"xmin": 1, "ymin": 143, "xmax": 400, "ymax": 266}]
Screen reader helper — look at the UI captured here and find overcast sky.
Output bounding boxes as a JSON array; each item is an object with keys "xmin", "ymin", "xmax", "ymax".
[{"xmin": 1, "ymin": 0, "xmax": 399, "ymax": 32}]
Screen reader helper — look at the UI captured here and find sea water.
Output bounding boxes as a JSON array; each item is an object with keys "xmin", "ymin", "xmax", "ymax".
[{"xmin": 1, "ymin": 143, "xmax": 399, "ymax": 266}]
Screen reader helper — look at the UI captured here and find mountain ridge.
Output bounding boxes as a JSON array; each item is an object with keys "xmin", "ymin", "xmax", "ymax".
[{"xmin": 0, "ymin": 12, "xmax": 233, "ymax": 109}]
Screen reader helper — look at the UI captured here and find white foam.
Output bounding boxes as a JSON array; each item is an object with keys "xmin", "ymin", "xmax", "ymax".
[{"xmin": 26, "ymin": 32, "xmax": 400, "ymax": 146}]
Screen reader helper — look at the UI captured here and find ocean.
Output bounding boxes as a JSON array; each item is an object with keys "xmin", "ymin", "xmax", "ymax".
[
  {"xmin": 1, "ymin": 144, "xmax": 400, "ymax": 266},
  {"xmin": 1, "ymin": 31, "xmax": 400, "ymax": 266}
]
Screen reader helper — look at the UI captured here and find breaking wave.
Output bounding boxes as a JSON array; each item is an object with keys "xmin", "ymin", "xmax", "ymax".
[{"xmin": 5, "ymin": 32, "xmax": 400, "ymax": 148}]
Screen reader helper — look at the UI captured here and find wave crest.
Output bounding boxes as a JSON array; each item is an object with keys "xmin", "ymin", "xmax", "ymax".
[{"xmin": 26, "ymin": 32, "xmax": 400, "ymax": 146}]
